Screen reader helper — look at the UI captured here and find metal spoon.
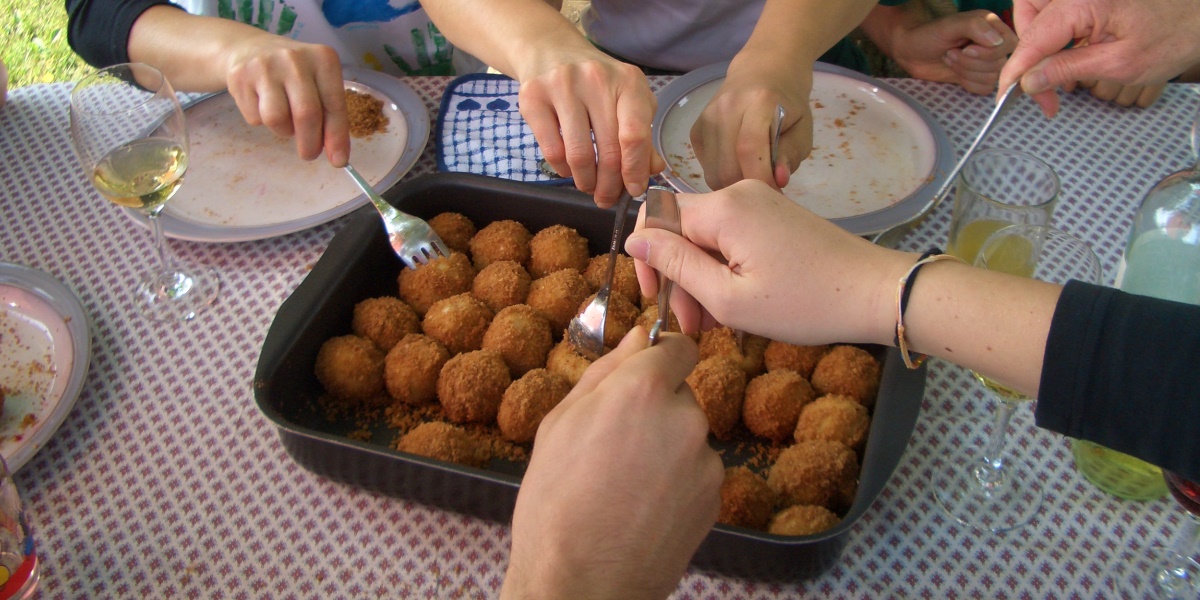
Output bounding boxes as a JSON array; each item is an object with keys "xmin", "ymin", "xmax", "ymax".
[
  {"xmin": 871, "ymin": 81, "xmax": 1024, "ymax": 249},
  {"xmin": 645, "ymin": 187, "xmax": 681, "ymax": 346},
  {"xmin": 567, "ymin": 192, "xmax": 634, "ymax": 359}
]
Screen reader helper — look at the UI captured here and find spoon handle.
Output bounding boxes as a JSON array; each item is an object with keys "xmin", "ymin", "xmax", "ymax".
[{"xmin": 645, "ymin": 186, "xmax": 681, "ymax": 346}]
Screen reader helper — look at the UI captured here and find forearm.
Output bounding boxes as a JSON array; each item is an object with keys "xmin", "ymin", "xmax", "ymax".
[
  {"xmin": 127, "ymin": 6, "xmax": 263, "ymax": 92},
  {"xmin": 422, "ymin": 0, "xmax": 595, "ymax": 80},
  {"xmin": 739, "ymin": 0, "xmax": 878, "ymax": 67},
  {"xmin": 857, "ymin": 2, "xmax": 930, "ymax": 59},
  {"xmin": 897, "ymin": 260, "xmax": 1059, "ymax": 397}
]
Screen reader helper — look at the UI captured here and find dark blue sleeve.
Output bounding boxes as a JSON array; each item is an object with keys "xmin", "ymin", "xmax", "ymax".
[
  {"xmin": 1036, "ymin": 280, "xmax": 1200, "ymax": 482},
  {"xmin": 66, "ymin": 0, "xmax": 182, "ymax": 68}
]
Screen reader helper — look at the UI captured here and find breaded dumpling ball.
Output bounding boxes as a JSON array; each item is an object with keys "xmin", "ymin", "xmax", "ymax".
[
  {"xmin": 576, "ymin": 291, "xmax": 639, "ymax": 349},
  {"xmin": 635, "ymin": 304, "xmax": 682, "ymax": 336},
  {"xmin": 398, "ymin": 251, "xmax": 475, "ymax": 316},
  {"xmin": 698, "ymin": 327, "xmax": 765, "ymax": 376},
  {"xmin": 437, "ymin": 349, "xmax": 512, "ymax": 424},
  {"xmin": 742, "ymin": 370, "xmax": 816, "ymax": 442},
  {"xmin": 422, "ymin": 293, "xmax": 494, "ymax": 355},
  {"xmin": 767, "ymin": 504, "xmax": 840, "ymax": 536},
  {"xmin": 768, "ymin": 439, "xmax": 859, "ymax": 511},
  {"xmin": 526, "ymin": 268, "xmax": 591, "ymax": 336},
  {"xmin": 352, "ymin": 296, "xmax": 420, "ymax": 352},
  {"xmin": 472, "ymin": 260, "xmax": 531, "ymax": 313},
  {"xmin": 528, "ymin": 224, "xmax": 590, "ymax": 279},
  {"xmin": 718, "ymin": 466, "xmax": 776, "ymax": 531},
  {"xmin": 428, "ymin": 212, "xmax": 477, "ymax": 255},
  {"xmin": 497, "ymin": 368, "xmax": 572, "ymax": 443},
  {"xmin": 384, "ymin": 334, "xmax": 450, "ymax": 406},
  {"xmin": 810, "ymin": 345, "xmax": 882, "ymax": 407},
  {"xmin": 546, "ymin": 338, "xmax": 592, "ymax": 386},
  {"xmin": 394, "ymin": 421, "xmax": 485, "ymax": 468},
  {"xmin": 469, "ymin": 219, "xmax": 531, "ymax": 270},
  {"xmin": 583, "ymin": 253, "xmax": 640, "ymax": 306},
  {"xmin": 314, "ymin": 334, "xmax": 385, "ymax": 402},
  {"xmin": 764, "ymin": 341, "xmax": 830, "ymax": 378},
  {"xmin": 699, "ymin": 326, "xmax": 743, "ymax": 364},
  {"xmin": 795, "ymin": 394, "xmax": 870, "ymax": 453},
  {"xmin": 685, "ymin": 357, "xmax": 747, "ymax": 439},
  {"xmin": 482, "ymin": 304, "xmax": 554, "ymax": 377}
]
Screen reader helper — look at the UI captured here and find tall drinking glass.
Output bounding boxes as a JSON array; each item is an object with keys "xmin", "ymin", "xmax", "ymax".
[
  {"xmin": 69, "ymin": 63, "xmax": 220, "ymax": 321},
  {"xmin": 0, "ymin": 456, "xmax": 37, "ymax": 599},
  {"xmin": 946, "ymin": 148, "xmax": 1060, "ymax": 264},
  {"xmin": 933, "ymin": 225, "xmax": 1102, "ymax": 533}
]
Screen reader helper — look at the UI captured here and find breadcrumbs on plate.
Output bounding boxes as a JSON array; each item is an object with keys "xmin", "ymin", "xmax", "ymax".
[{"xmin": 345, "ymin": 90, "xmax": 389, "ymax": 138}]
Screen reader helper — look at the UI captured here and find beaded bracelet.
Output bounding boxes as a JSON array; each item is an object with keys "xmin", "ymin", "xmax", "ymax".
[{"xmin": 894, "ymin": 250, "xmax": 964, "ymax": 369}]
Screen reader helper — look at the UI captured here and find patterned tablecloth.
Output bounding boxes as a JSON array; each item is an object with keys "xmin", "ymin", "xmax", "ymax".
[{"xmin": 2, "ymin": 75, "xmax": 1198, "ymax": 599}]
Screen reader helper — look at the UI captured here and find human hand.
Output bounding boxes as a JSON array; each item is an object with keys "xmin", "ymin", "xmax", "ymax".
[
  {"xmin": 222, "ymin": 37, "xmax": 350, "ymax": 166},
  {"xmin": 517, "ymin": 52, "xmax": 665, "ymax": 208},
  {"xmin": 1000, "ymin": 0, "xmax": 1200, "ymax": 117},
  {"xmin": 624, "ymin": 180, "xmax": 909, "ymax": 345},
  {"xmin": 501, "ymin": 329, "xmax": 722, "ymax": 600},
  {"xmin": 890, "ymin": 10, "xmax": 1017, "ymax": 96},
  {"xmin": 1075, "ymin": 79, "xmax": 1167, "ymax": 108},
  {"xmin": 689, "ymin": 55, "xmax": 811, "ymax": 190}
]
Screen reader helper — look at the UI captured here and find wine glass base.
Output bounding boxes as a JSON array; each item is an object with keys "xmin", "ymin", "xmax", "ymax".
[
  {"xmin": 1106, "ymin": 546, "xmax": 1200, "ymax": 599},
  {"xmin": 135, "ymin": 265, "xmax": 221, "ymax": 322},
  {"xmin": 930, "ymin": 447, "xmax": 1044, "ymax": 534}
]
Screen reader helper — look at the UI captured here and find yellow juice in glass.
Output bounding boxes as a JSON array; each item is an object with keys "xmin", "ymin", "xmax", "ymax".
[{"xmin": 947, "ymin": 218, "xmax": 1014, "ymax": 264}]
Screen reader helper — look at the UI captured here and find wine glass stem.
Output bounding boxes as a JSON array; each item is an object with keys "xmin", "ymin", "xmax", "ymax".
[
  {"xmin": 1169, "ymin": 513, "xmax": 1200, "ymax": 561},
  {"xmin": 976, "ymin": 398, "xmax": 1019, "ymax": 484},
  {"xmin": 148, "ymin": 210, "xmax": 173, "ymax": 273}
]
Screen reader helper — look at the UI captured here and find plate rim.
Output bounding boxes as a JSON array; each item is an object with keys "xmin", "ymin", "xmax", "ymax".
[
  {"xmin": 652, "ymin": 61, "xmax": 954, "ymax": 235},
  {"xmin": 0, "ymin": 263, "xmax": 92, "ymax": 473},
  {"xmin": 122, "ymin": 66, "xmax": 431, "ymax": 243}
]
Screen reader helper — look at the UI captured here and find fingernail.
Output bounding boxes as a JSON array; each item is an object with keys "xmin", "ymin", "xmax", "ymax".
[
  {"xmin": 624, "ymin": 235, "xmax": 650, "ymax": 262},
  {"xmin": 962, "ymin": 46, "xmax": 980, "ymax": 58},
  {"xmin": 943, "ymin": 50, "xmax": 958, "ymax": 64},
  {"xmin": 1024, "ymin": 70, "xmax": 1050, "ymax": 93},
  {"xmin": 985, "ymin": 30, "xmax": 1004, "ymax": 46}
]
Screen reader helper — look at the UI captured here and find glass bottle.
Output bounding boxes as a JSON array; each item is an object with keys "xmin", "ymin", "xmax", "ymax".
[{"xmin": 1071, "ymin": 106, "xmax": 1200, "ymax": 501}]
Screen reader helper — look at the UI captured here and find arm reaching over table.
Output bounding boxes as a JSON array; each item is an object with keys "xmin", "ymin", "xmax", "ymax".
[
  {"xmin": 624, "ymin": 179, "xmax": 1200, "ymax": 482},
  {"xmin": 422, "ymin": 0, "xmax": 663, "ymax": 208},
  {"xmin": 689, "ymin": 0, "xmax": 878, "ymax": 191},
  {"xmin": 68, "ymin": 2, "xmax": 351, "ymax": 167},
  {"xmin": 501, "ymin": 329, "xmax": 722, "ymax": 599},
  {"xmin": 998, "ymin": 0, "xmax": 1200, "ymax": 117}
]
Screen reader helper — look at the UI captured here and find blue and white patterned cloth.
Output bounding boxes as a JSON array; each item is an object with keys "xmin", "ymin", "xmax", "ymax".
[{"xmin": 436, "ymin": 73, "xmax": 573, "ymax": 185}]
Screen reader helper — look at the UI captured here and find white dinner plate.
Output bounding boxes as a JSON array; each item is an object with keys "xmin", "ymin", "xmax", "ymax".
[
  {"xmin": 0, "ymin": 263, "xmax": 92, "ymax": 472},
  {"xmin": 123, "ymin": 67, "xmax": 430, "ymax": 242},
  {"xmin": 653, "ymin": 62, "xmax": 954, "ymax": 235}
]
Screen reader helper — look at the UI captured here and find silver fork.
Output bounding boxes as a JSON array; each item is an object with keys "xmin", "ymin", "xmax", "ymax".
[
  {"xmin": 870, "ymin": 81, "xmax": 1023, "ymax": 249},
  {"xmin": 343, "ymin": 164, "xmax": 450, "ymax": 269}
]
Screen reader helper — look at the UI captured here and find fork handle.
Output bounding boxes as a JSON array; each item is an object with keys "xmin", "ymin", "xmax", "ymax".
[{"xmin": 645, "ymin": 187, "xmax": 681, "ymax": 346}]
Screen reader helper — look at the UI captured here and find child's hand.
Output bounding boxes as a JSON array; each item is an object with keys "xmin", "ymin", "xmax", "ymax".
[{"xmin": 892, "ymin": 10, "xmax": 1018, "ymax": 95}]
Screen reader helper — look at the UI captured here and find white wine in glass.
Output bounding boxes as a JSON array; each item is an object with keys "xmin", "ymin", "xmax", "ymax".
[
  {"xmin": 69, "ymin": 63, "xmax": 220, "ymax": 321},
  {"xmin": 933, "ymin": 225, "xmax": 1102, "ymax": 533}
]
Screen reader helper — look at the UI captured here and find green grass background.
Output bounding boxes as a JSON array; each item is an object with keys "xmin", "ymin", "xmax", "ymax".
[{"xmin": 2, "ymin": 0, "xmax": 92, "ymax": 88}]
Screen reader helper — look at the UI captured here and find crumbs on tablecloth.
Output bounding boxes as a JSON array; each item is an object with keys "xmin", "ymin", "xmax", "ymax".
[{"xmin": 346, "ymin": 90, "xmax": 389, "ymax": 138}]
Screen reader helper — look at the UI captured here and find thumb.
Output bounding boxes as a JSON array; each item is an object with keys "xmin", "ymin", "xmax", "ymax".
[{"xmin": 625, "ymin": 227, "xmax": 738, "ymax": 330}]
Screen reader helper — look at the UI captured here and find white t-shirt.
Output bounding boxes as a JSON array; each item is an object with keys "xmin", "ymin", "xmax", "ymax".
[
  {"xmin": 580, "ymin": 0, "xmax": 766, "ymax": 72},
  {"xmin": 176, "ymin": 0, "xmax": 485, "ymax": 76}
]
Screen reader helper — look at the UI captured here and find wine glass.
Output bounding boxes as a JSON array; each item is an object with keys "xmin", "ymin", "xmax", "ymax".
[
  {"xmin": 932, "ymin": 224, "xmax": 1102, "ymax": 533},
  {"xmin": 69, "ymin": 63, "xmax": 220, "ymax": 321},
  {"xmin": 1107, "ymin": 470, "xmax": 1200, "ymax": 598}
]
